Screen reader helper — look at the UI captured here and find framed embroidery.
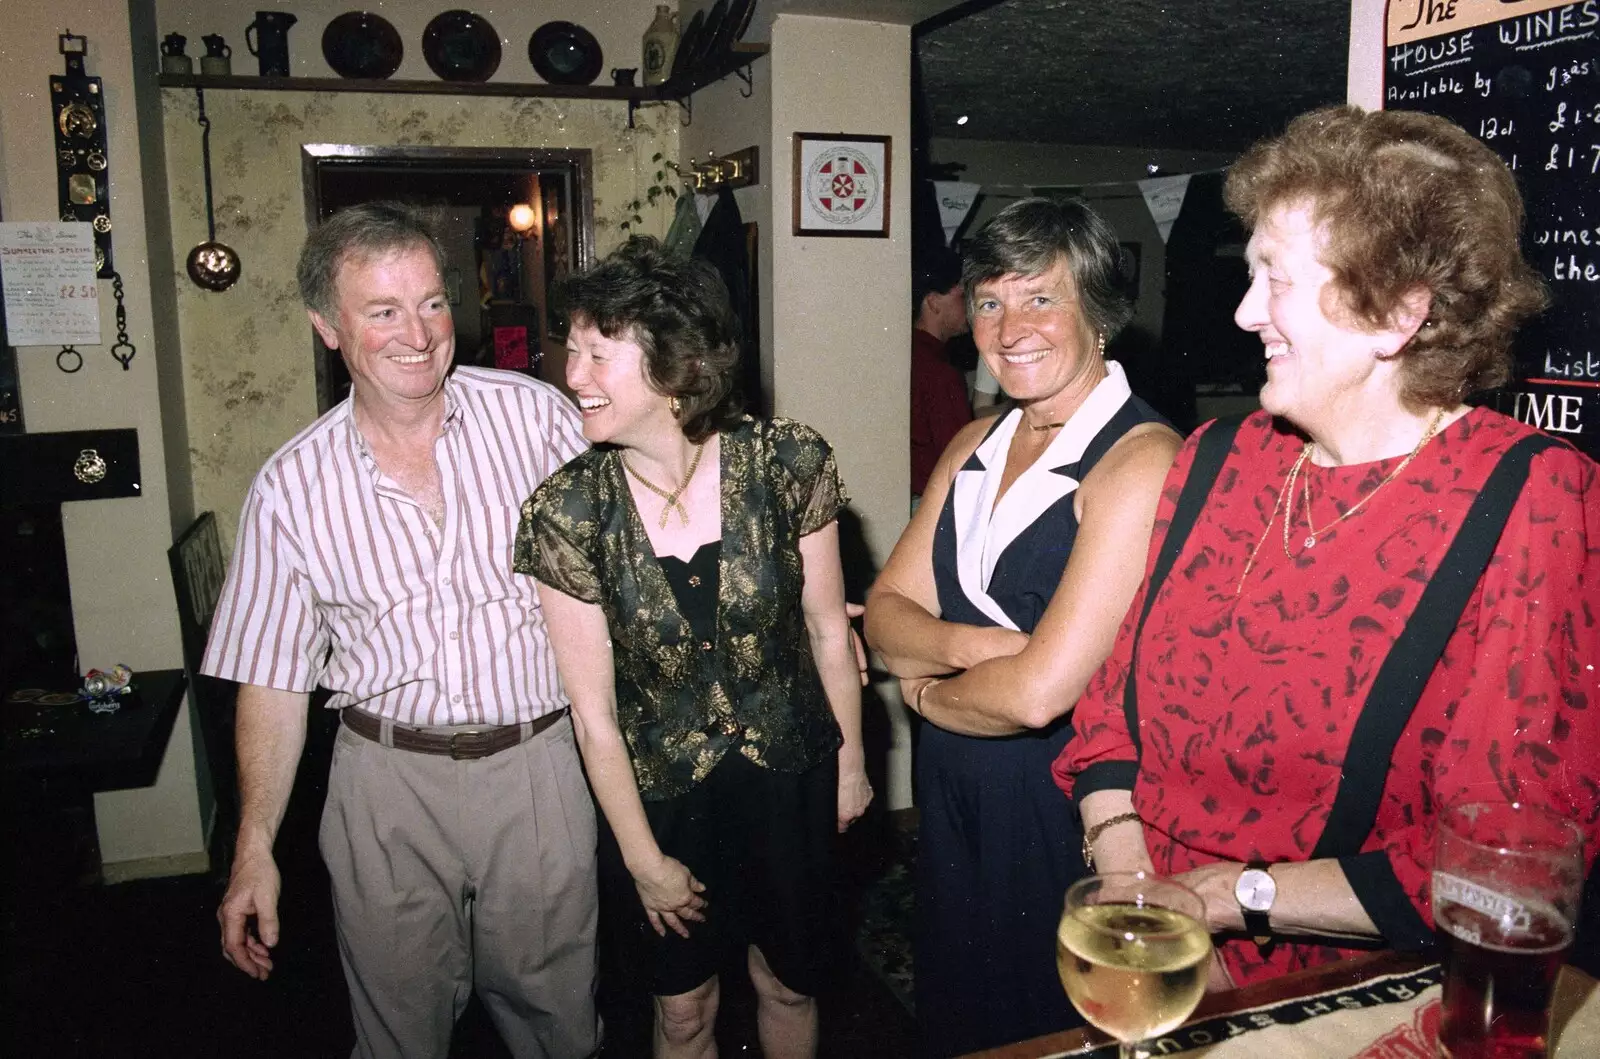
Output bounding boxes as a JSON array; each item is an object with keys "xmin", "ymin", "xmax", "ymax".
[{"xmin": 791, "ymin": 133, "xmax": 891, "ymax": 238}]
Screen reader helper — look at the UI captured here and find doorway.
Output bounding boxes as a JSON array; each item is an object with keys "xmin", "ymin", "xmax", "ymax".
[{"xmin": 302, "ymin": 144, "xmax": 595, "ymax": 411}]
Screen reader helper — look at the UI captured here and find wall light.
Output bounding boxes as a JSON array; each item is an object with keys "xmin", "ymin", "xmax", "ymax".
[
  {"xmin": 956, "ymin": 115, "xmax": 969, "ymax": 126},
  {"xmin": 507, "ymin": 203, "xmax": 537, "ymax": 234}
]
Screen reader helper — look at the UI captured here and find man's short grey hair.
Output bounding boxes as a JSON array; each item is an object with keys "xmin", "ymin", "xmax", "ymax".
[
  {"xmin": 296, "ymin": 201, "xmax": 447, "ymax": 318},
  {"xmin": 962, "ymin": 197, "xmax": 1133, "ymax": 341}
]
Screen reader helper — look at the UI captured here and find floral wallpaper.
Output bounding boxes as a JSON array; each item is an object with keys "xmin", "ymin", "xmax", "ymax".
[{"xmin": 161, "ymin": 88, "xmax": 679, "ymax": 546}]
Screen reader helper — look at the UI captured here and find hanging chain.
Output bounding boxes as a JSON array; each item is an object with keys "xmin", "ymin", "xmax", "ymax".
[
  {"xmin": 197, "ymin": 87, "xmax": 218, "ymax": 242},
  {"xmin": 109, "ymin": 273, "xmax": 134, "ymax": 369},
  {"xmin": 54, "ymin": 270, "xmax": 134, "ymax": 372}
]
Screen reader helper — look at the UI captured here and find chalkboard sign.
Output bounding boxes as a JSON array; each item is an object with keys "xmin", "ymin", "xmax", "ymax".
[{"xmin": 1385, "ymin": 0, "xmax": 1598, "ymax": 458}]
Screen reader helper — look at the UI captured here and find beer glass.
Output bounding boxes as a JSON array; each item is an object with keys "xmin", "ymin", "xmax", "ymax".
[
  {"xmin": 1058, "ymin": 872, "xmax": 1212, "ymax": 1059},
  {"xmin": 1432, "ymin": 801, "xmax": 1584, "ymax": 1059}
]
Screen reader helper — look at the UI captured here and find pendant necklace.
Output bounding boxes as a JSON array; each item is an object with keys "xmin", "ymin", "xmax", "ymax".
[
  {"xmin": 623, "ymin": 441, "xmax": 706, "ymax": 528},
  {"xmin": 1282, "ymin": 406, "xmax": 1446, "ymax": 557}
]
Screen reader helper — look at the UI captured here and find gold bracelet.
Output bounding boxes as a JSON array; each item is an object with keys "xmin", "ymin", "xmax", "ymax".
[
  {"xmin": 1081, "ymin": 810, "xmax": 1142, "ymax": 870},
  {"xmin": 914, "ymin": 679, "xmax": 940, "ymax": 715}
]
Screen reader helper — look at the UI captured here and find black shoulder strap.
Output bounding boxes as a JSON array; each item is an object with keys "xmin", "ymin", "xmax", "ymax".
[
  {"xmin": 1310, "ymin": 433, "xmax": 1560, "ymax": 859},
  {"xmin": 1121, "ymin": 415, "xmax": 1246, "ymax": 755}
]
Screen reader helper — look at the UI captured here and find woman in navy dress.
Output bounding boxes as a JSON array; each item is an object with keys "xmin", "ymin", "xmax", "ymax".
[{"xmin": 866, "ymin": 198, "xmax": 1180, "ymax": 1057}]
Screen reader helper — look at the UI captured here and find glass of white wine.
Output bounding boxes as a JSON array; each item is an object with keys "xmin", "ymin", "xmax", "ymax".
[{"xmin": 1057, "ymin": 872, "xmax": 1213, "ymax": 1059}]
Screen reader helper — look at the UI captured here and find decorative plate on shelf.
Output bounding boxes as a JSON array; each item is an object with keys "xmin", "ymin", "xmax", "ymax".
[
  {"xmin": 528, "ymin": 21, "xmax": 603, "ymax": 86},
  {"xmin": 727, "ymin": 0, "xmax": 758, "ymax": 46},
  {"xmin": 698, "ymin": 0, "xmax": 734, "ymax": 69},
  {"xmin": 422, "ymin": 10, "xmax": 501, "ymax": 83},
  {"xmin": 669, "ymin": 8, "xmax": 705, "ymax": 83},
  {"xmin": 322, "ymin": 11, "xmax": 404, "ymax": 80}
]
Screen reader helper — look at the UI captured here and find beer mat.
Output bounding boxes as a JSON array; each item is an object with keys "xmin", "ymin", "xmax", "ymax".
[{"xmin": 1041, "ymin": 964, "xmax": 1599, "ymax": 1057}]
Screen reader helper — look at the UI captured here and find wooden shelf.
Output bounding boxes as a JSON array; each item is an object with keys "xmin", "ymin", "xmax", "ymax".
[{"xmin": 156, "ymin": 44, "xmax": 768, "ymax": 105}]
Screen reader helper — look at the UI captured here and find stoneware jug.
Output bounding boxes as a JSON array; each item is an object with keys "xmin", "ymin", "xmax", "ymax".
[
  {"xmin": 246, "ymin": 11, "xmax": 297, "ymax": 77},
  {"xmin": 160, "ymin": 33, "xmax": 193, "ymax": 75},
  {"xmin": 200, "ymin": 34, "xmax": 232, "ymax": 76}
]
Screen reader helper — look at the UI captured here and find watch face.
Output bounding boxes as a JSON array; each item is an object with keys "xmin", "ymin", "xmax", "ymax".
[{"xmin": 1236, "ymin": 868, "xmax": 1277, "ymax": 913}]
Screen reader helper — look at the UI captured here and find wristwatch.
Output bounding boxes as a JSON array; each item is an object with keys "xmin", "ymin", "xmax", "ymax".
[{"xmin": 1235, "ymin": 861, "xmax": 1276, "ymax": 940}]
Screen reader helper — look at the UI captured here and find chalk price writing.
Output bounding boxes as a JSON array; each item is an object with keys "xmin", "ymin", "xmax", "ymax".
[
  {"xmin": 1542, "ymin": 142, "xmax": 1600, "ymax": 173},
  {"xmin": 1546, "ymin": 60, "xmax": 1593, "ymax": 92},
  {"xmin": 1550, "ymin": 102, "xmax": 1600, "ymax": 131},
  {"xmin": 1479, "ymin": 116, "xmax": 1515, "ymax": 139},
  {"xmin": 58, "ymin": 284, "xmax": 96, "ymax": 299}
]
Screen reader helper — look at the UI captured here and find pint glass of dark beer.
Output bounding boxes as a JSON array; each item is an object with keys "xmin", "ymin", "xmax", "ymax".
[{"xmin": 1432, "ymin": 801, "xmax": 1584, "ymax": 1059}]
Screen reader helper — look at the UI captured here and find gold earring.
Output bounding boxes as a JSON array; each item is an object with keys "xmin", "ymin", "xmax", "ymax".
[{"xmin": 669, "ymin": 395, "xmax": 682, "ymax": 416}]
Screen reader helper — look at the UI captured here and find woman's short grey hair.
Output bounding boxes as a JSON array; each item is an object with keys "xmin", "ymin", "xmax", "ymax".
[
  {"xmin": 297, "ymin": 201, "xmax": 447, "ymax": 318},
  {"xmin": 962, "ymin": 197, "xmax": 1133, "ymax": 341}
]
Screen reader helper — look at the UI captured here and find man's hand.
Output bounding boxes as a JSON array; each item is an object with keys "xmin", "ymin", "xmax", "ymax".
[
  {"xmin": 217, "ymin": 844, "xmax": 283, "ymax": 980},
  {"xmin": 632, "ymin": 854, "xmax": 707, "ymax": 939},
  {"xmin": 837, "ymin": 765, "xmax": 873, "ymax": 832},
  {"xmin": 845, "ymin": 602, "xmax": 869, "ymax": 686}
]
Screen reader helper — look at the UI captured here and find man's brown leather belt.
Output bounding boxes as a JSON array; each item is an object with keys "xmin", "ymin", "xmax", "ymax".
[{"xmin": 340, "ymin": 707, "xmax": 566, "ymax": 760}]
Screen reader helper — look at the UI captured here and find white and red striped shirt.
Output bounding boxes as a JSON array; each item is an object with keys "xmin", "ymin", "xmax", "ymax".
[{"xmin": 200, "ymin": 367, "xmax": 587, "ymax": 726}]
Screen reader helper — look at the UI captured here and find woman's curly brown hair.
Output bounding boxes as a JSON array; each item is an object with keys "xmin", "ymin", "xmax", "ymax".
[
  {"xmin": 561, "ymin": 237, "xmax": 744, "ymax": 443},
  {"xmin": 1224, "ymin": 105, "xmax": 1547, "ymax": 408}
]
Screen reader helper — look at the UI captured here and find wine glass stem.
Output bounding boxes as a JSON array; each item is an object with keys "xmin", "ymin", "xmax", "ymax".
[{"xmin": 1119, "ymin": 1042, "xmax": 1150, "ymax": 1059}]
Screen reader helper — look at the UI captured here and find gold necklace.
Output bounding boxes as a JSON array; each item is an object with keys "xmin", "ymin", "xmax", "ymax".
[
  {"xmin": 1029, "ymin": 421, "xmax": 1066, "ymax": 432},
  {"xmin": 622, "ymin": 442, "xmax": 706, "ymax": 528},
  {"xmin": 1282, "ymin": 406, "xmax": 1446, "ymax": 558},
  {"xmin": 1235, "ymin": 472, "xmax": 1291, "ymax": 596}
]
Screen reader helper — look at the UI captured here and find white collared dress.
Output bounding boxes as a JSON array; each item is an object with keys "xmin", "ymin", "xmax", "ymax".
[{"xmin": 915, "ymin": 362, "xmax": 1168, "ymax": 1056}]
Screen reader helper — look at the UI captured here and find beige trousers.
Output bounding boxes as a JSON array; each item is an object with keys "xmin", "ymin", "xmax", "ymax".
[{"xmin": 319, "ymin": 714, "xmax": 600, "ymax": 1059}]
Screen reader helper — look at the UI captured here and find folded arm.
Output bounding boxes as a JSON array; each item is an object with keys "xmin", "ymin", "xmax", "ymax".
[
  {"xmin": 909, "ymin": 426, "xmax": 1179, "ymax": 736},
  {"xmin": 867, "ymin": 416, "xmax": 1030, "ymax": 678}
]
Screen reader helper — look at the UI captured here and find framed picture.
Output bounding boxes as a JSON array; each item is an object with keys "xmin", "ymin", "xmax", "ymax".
[{"xmin": 792, "ymin": 133, "xmax": 891, "ymax": 238}]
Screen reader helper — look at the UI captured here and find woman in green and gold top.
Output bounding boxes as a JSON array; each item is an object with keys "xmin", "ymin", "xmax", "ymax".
[{"xmin": 516, "ymin": 238, "xmax": 872, "ymax": 1059}]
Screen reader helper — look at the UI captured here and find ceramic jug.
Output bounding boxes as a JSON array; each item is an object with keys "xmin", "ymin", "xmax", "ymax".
[
  {"xmin": 200, "ymin": 34, "xmax": 232, "ymax": 76},
  {"xmin": 160, "ymin": 33, "xmax": 193, "ymax": 75},
  {"xmin": 641, "ymin": 5, "xmax": 677, "ymax": 86},
  {"xmin": 245, "ymin": 11, "xmax": 297, "ymax": 77}
]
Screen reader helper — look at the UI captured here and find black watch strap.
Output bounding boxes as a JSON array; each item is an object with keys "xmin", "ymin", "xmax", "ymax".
[{"xmin": 1241, "ymin": 860, "xmax": 1271, "ymax": 938}]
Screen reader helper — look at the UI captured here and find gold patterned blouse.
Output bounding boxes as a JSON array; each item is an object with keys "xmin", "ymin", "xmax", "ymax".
[{"xmin": 514, "ymin": 416, "xmax": 848, "ymax": 800}]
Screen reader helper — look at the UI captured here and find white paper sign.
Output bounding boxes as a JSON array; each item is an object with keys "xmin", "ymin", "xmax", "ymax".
[
  {"xmin": 1138, "ymin": 174, "xmax": 1192, "ymax": 244},
  {"xmin": 0, "ymin": 222, "xmax": 102, "ymax": 346},
  {"xmin": 933, "ymin": 180, "xmax": 982, "ymax": 246}
]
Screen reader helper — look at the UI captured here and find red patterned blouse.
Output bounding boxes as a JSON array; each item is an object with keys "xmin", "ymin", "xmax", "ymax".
[{"xmin": 1054, "ymin": 408, "xmax": 1600, "ymax": 985}]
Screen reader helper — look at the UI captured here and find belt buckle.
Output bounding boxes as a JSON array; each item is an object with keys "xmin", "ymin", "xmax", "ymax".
[{"xmin": 448, "ymin": 729, "xmax": 493, "ymax": 760}]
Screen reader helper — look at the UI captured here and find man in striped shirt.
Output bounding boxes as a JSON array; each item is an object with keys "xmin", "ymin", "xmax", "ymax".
[{"xmin": 202, "ymin": 203, "xmax": 599, "ymax": 1058}]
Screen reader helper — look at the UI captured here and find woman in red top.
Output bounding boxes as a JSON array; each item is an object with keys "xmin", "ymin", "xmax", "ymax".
[{"xmin": 1054, "ymin": 106, "xmax": 1600, "ymax": 987}]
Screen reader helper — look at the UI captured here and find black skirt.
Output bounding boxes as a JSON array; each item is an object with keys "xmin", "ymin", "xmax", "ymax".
[{"xmin": 598, "ymin": 747, "xmax": 840, "ymax": 998}]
